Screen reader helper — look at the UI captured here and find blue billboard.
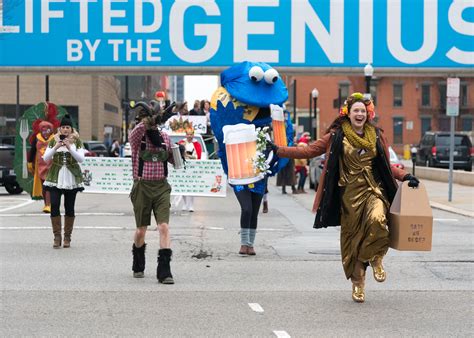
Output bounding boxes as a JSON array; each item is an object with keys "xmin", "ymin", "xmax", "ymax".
[{"xmin": 0, "ymin": 0, "xmax": 472, "ymax": 71}]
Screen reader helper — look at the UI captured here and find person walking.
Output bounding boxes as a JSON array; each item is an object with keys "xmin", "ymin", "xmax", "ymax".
[
  {"xmin": 178, "ymin": 128, "xmax": 203, "ymax": 212},
  {"xmin": 42, "ymin": 114, "xmax": 85, "ymax": 248},
  {"xmin": 276, "ymin": 158, "xmax": 297, "ymax": 194},
  {"xmin": 28, "ymin": 121, "xmax": 55, "ymax": 213},
  {"xmin": 129, "ymin": 102, "xmax": 175, "ymax": 284},
  {"xmin": 271, "ymin": 93, "xmax": 420, "ymax": 303},
  {"xmin": 294, "ymin": 133, "xmax": 310, "ymax": 193}
]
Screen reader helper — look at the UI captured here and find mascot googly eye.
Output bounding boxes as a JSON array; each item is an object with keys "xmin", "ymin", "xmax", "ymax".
[
  {"xmin": 249, "ymin": 66, "xmax": 264, "ymax": 82},
  {"xmin": 264, "ymin": 68, "xmax": 279, "ymax": 84}
]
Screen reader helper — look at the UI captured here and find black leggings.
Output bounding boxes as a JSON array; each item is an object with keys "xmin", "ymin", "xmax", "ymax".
[
  {"xmin": 235, "ymin": 190, "xmax": 263, "ymax": 229},
  {"xmin": 49, "ymin": 189, "xmax": 78, "ymax": 217}
]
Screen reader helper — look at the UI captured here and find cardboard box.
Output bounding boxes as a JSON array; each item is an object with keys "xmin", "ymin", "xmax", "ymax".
[{"xmin": 389, "ymin": 181, "xmax": 433, "ymax": 251}]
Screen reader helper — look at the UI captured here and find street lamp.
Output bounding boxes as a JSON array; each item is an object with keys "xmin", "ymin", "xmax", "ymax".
[
  {"xmin": 364, "ymin": 63, "xmax": 374, "ymax": 97},
  {"xmin": 311, "ymin": 88, "xmax": 319, "ymax": 140}
]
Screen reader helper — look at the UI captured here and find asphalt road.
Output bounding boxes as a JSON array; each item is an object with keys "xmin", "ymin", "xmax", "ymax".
[{"xmin": 0, "ymin": 181, "xmax": 473, "ymax": 337}]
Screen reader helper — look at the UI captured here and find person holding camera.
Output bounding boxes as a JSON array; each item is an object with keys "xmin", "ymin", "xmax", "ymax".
[
  {"xmin": 129, "ymin": 102, "xmax": 176, "ymax": 284},
  {"xmin": 42, "ymin": 114, "xmax": 85, "ymax": 249}
]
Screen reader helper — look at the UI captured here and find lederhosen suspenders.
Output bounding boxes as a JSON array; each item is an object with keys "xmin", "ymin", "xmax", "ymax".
[{"xmin": 137, "ymin": 134, "xmax": 168, "ymax": 178}]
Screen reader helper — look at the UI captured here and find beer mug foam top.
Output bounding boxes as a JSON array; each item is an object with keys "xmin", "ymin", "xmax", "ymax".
[
  {"xmin": 270, "ymin": 104, "xmax": 287, "ymax": 147},
  {"xmin": 223, "ymin": 124, "xmax": 261, "ymax": 185}
]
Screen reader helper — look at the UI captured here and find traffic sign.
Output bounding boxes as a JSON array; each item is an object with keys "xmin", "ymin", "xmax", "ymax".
[
  {"xmin": 446, "ymin": 97, "xmax": 459, "ymax": 117},
  {"xmin": 447, "ymin": 78, "xmax": 460, "ymax": 98}
]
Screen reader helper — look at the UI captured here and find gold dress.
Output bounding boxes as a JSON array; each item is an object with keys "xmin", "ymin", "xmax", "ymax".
[{"xmin": 339, "ymin": 137, "xmax": 390, "ymax": 279}]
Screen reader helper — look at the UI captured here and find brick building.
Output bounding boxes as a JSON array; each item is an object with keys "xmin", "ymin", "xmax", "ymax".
[{"xmin": 285, "ymin": 75, "xmax": 474, "ymax": 153}]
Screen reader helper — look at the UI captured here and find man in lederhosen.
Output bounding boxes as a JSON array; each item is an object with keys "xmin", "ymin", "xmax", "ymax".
[{"xmin": 129, "ymin": 102, "xmax": 175, "ymax": 284}]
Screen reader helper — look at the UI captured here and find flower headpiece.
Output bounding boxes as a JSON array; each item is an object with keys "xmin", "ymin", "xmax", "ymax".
[{"xmin": 339, "ymin": 92, "xmax": 375, "ymax": 120}]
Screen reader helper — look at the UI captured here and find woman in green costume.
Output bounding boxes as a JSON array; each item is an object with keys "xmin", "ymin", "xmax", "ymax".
[
  {"xmin": 43, "ymin": 114, "xmax": 85, "ymax": 249},
  {"xmin": 273, "ymin": 93, "xmax": 420, "ymax": 303}
]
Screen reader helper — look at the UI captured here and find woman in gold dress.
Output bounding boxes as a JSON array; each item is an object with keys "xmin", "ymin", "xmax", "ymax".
[{"xmin": 271, "ymin": 93, "xmax": 419, "ymax": 303}]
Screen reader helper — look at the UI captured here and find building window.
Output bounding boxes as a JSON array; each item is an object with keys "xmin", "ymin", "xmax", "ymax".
[
  {"xmin": 393, "ymin": 117, "xmax": 403, "ymax": 144},
  {"xmin": 438, "ymin": 117, "xmax": 449, "ymax": 131},
  {"xmin": 393, "ymin": 84, "xmax": 403, "ymax": 107},
  {"xmin": 104, "ymin": 103, "xmax": 119, "ymax": 114},
  {"xmin": 421, "ymin": 117, "xmax": 431, "ymax": 135},
  {"xmin": 370, "ymin": 83, "xmax": 377, "ymax": 105},
  {"xmin": 439, "ymin": 84, "xmax": 447, "ymax": 109},
  {"xmin": 421, "ymin": 84, "xmax": 430, "ymax": 107},
  {"xmin": 460, "ymin": 84, "xmax": 468, "ymax": 107},
  {"xmin": 462, "ymin": 117, "xmax": 473, "ymax": 131}
]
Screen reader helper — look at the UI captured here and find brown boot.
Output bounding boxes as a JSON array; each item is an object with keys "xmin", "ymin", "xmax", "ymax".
[
  {"xmin": 351, "ymin": 261, "xmax": 366, "ymax": 303},
  {"xmin": 239, "ymin": 245, "xmax": 248, "ymax": 255},
  {"xmin": 262, "ymin": 201, "xmax": 268, "ymax": 213},
  {"xmin": 63, "ymin": 216, "xmax": 75, "ymax": 248},
  {"xmin": 51, "ymin": 216, "xmax": 62, "ymax": 249}
]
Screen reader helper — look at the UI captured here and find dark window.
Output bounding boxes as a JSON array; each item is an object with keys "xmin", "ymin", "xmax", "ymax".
[
  {"xmin": 340, "ymin": 84, "xmax": 350, "ymax": 101},
  {"xmin": 104, "ymin": 103, "xmax": 119, "ymax": 114},
  {"xmin": 421, "ymin": 84, "xmax": 430, "ymax": 106},
  {"xmin": 393, "ymin": 117, "xmax": 403, "ymax": 144},
  {"xmin": 462, "ymin": 117, "xmax": 473, "ymax": 131},
  {"xmin": 421, "ymin": 117, "xmax": 431, "ymax": 135},
  {"xmin": 370, "ymin": 84, "xmax": 377, "ymax": 105},
  {"xmin": 460, "ymin": 84, "xmax": 468, "ymax": 107},
  {"xmin": 439, "ymin": 84, "xmax": 447, "ymax": 109},
  {"xmin": 438, "ymin": 117, "xmax": 449, "ymax": 131},
  {"xmin": 436, "ymin": 135, "xmax": 470, "ymax": 147},
  {"xmin": 393, "ymin": 84, "xmax": 403, "ymax": 107}
]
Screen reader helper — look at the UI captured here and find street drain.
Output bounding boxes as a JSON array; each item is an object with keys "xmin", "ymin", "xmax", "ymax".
[{"xmin": 192, "ymin": 250, "xmax": 212, "ymax": 259}]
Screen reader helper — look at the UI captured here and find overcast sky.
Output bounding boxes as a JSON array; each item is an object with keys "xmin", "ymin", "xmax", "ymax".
[{"xmin": 184, "ymin": 75, "xmax": 219, "ymax": 105}]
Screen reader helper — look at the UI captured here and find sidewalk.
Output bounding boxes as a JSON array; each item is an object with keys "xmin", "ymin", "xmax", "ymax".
[{"xmin": 269, "ymin": 177, "xmax": 474, "ymax": 218}]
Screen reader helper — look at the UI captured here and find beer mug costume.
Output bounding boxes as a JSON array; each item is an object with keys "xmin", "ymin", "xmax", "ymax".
[
  {"xmin": 210, "ymin": 61, "xmax": 291, "ymax": 255},
  {"xmin": 223, "ymin": 124, "xmax": 260, "ymax": 185}
]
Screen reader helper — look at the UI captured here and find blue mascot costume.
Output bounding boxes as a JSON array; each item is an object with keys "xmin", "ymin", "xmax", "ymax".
[{"xmin": 210, "ymin": 61, "xmax": 291, "ymax": 256}]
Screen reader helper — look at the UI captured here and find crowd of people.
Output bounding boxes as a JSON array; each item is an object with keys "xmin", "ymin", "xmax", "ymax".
[{"xmin": 23, "ymin": 77, "xmax": 420, "ymax": 303}]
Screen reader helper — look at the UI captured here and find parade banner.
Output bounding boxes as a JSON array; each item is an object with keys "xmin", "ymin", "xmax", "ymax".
[
  {"xmin": 81, "ymin": 157, "xmax": 227, "ymax": 197},
  {"xmin": 0, "ymin": 1, "xmax": 472, "ymax": 70},
  {"xmin": 162, "ymin": 115, "xmax": 207, "ymax": 134}
]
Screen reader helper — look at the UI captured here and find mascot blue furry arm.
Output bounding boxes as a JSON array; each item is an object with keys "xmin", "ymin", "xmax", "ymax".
[{"xmin": 210, "ymin": 61, "xmax": 292, "ymax": 195}]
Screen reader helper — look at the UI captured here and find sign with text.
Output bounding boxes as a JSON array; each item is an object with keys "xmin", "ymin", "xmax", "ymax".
[
  {"xmin": 0, "ymin": 0, "xmax": 472, "ymax": 70},
  {"xmin": 81, "ymin": 157, "xmax": 227, "ymax": 197},
  {"xmin": 162, "ymin": 115, "xmax": 207, "ymax": 134}
]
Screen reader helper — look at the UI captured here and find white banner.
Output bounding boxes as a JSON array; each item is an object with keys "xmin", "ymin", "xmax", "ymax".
[
  {"xmin": 81, "ymin": 157, "xmax": 226, "ymax": 197},
  {"xmin": 162, "ymin": 116, "xmax": 207, "ymax": 134}
]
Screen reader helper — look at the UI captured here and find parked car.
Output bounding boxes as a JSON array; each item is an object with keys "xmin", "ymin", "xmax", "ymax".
[
  {"xmin": 83, "ymin": 141, "xmax": 109, "ymax": 157},
  {"xmin": 416, "ymin": 132, "xmax": 472, "ymax": 171},
  {"xmin": 0, "ymin": 144, "xmax": 23, "ymax": 194},
  {"xmin": 388, "ymin": 146, "xmax": 404, "ymax": 170}
]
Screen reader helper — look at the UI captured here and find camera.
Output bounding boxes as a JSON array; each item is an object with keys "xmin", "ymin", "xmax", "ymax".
[{"xmin": 59, "ymin": 134, "xmax": 66, "ymax": 140}]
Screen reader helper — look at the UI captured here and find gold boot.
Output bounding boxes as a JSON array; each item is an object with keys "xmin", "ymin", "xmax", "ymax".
[
  {"xmin": 352, "ymin": 284, "xmax": 365, "ymax": 303},
  {"xmin": 63, "ymin": 216, "xmax": 75, "ymax": 248},
  {"xmin": 351, "ymin": 261, "xmax": 366, "ymax": 303},
  {"xmin": 370, "ymin": 256, "xmax": 386, "ymax": 282},
  {"xmin": 51, "ymin": 216, "xmax": 62, "ymax": 249}
]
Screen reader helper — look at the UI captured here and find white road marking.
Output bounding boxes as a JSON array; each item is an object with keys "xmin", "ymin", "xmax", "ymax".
[
  {"xmin": 0, "ymin": 212, "xmax": 125, "ymax": 217},
  {"xmin": 258, "ymin": 228, "xmax": 292, "ymax": 232},
  {"xmin": 0, "ymin": 199, "xmax": 35, "ymax": 212},
  {"xmin": 273, "ymin": 331, "xmax": 291, "ymax": 338},
  {"xmin": 433, "ymin": 218, "xmax": 459, "ymax": 222},
  {"xmin": 206, "ymin": 226, "xmax": 225, "ymax": 230},
  {"xmin": 248, "ymin": 303, "xmax": 264, "ymax": 313},
  {"xmin": 0, "ymin": 226, "xmax": 128, "ymax": 230}
]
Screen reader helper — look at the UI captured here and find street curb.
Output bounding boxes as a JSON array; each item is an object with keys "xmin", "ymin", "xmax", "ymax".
[{"xmin": 430, "ymin": 201, "xmax": 474, "ymax": 218}]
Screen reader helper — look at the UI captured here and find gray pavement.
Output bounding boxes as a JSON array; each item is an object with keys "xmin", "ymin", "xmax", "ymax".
[{"xmin": 0, "ymin": 177, "xmax": 473, "ymax": 337}]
